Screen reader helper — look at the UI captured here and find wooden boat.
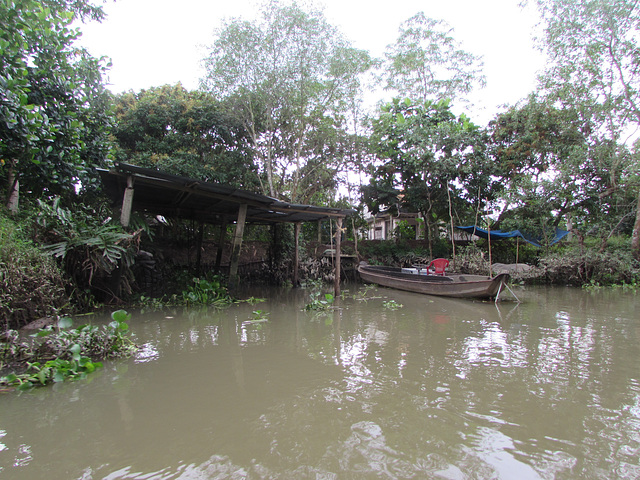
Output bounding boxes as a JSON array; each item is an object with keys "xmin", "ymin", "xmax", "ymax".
[{"xmin": 358, "ymin": 264, "xmax": 510, "ymax": 300}]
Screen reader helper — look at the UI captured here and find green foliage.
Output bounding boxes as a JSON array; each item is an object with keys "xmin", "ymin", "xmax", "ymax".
[
  {"xmin": 358, "ymin": 240, "xmax": 435, "ymax": 267},
  {"xmin": 0, "ymin": 310, "xmax": 137, "ymax": 390},
  {"xmin": 1, "ymin": 357, "xmax": 103, "ymax": 391},
  {"xmin": 0, "ymin": 212, "xmax": 68, "ymax": 330},
  {"xmin": 341, "ymin": 284, "xmax": 381, "ymax": 302},
  {"xmin": 488, "ymin": 95, "xmax": 634, "ymax": 245},
  {"xmin": 0, "ymin": 0, "xmax": 113, "ymax": 209},
  {"xmin": 35, "ymin": 198, "xmax": 138, "ymax": 304},
  {"xmin": 382, "ymin": 300, "xmax": 403, "ymax": 310},
  {"xmin": 250, "ymin": 310, "xmax": 270, "ymax": 322},
  {"xmin": 381, "ymin": 12, "xmax": 485, "ymax": 104},
  {"xmin": 304, "ymin": 292, "xmax": 335, "ymax": 311},
  {"xmin": 533, "ymin": 0, "xmax": 640, "ymax": 258},
  {"xmin": 112, "ymin": 84, "xmax": 260, "ymax": 190},
  {"xmin": 182, "ymin": 275, "xmax": 234, "ymax": 307},
  {"xmin": 202, "ymin": 0, "xmax": 372, "ymax": 202},
  {"xmin": 32, "ymin": 310, "xmax": 137, "ymax": 359},
  {"xmin": 364, "ymin": 98, "xmax": 500, "ymax": 254},
  {"xmin": 242, "ymin": 297, "xmax": 267, "ymax": 306},
  {"xmin": 583, "ymin": 279, "xmax": 640, "ymax": 292},
  {"xmin": 393, "ymin": 220, "xmax": 415, "ymax": 240},
  {"xmin": 537, "ymin": 245, "xmax": 640, "ymax": 286},
  {"xmin": 454, "ymin": 245, "xmax": 491, "ymax": 275}
]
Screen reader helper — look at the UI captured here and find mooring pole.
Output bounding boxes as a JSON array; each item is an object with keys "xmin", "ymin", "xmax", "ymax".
[
  {"xmin": 195, "ymin": 221, "xmax": 205, "ymax": 277},
  {"xmin": 293, "ymin": 222, "xmax": 301, "ymax": 287},
  {"xmin": 229, "ymin": 204, "xmax": 247, "ymax": 290},
  {"xmin": 214, "ymin": 217, "xmax": 228, "ymax": 274},
  {"xmin": 334, "ymin": 217, "xmax": 343, "ymax": 297}
]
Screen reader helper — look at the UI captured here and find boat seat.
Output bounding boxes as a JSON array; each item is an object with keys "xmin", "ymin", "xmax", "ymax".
[
  {"xmin": 401, "ymin": 267, "xmax": 419, "ymax": 275},
  {"xmin": 428, "ymin": 258, "xmax": 449, "ymax": 275}
]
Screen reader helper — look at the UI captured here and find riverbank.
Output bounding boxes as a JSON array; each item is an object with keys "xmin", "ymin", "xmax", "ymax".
[{"xmin": 3, "ymin": 206, "xmax": 640, "ymax": 333}]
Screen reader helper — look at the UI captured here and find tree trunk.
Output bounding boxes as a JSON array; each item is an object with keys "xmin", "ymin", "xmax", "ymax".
[
  {"xmin": 6, "ymin": 162, "xmax": 19, "ymax": 214},
  {"xmin": 631, "ymin": 188, "xmax": 640, "ymax": 260},
  {"xmin": 425, "ymin": 215, "xmax": 433, "ymax": 259}
]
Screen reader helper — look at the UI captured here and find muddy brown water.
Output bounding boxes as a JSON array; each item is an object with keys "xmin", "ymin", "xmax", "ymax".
[{"xmin": 1, "ymin": 284, "xmax": 639, "ymax": 479}]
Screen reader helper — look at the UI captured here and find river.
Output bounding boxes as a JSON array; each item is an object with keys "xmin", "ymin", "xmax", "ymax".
[{"xmin": 1, "ymin": 284, "xmax": 639, "ymax": 479}]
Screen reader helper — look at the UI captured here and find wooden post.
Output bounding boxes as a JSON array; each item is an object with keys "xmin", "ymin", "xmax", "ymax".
[
  {"xmin": 488, "ymin": 221, "xmax": 493, "ymax": 277},
  {"xmin": 195, "ymin": 221, "xmax": 204, "ymax": 277},
  {"xmin": 293, "ymin": 222, "xmax": 301, "ymax": 287},
  {"xmin": 229, "ymin": 204, "xmax": 247, "ymax": 289},
  {"xmin": 120, "ymin": 175, "xmax": 134, "ymax": 227},
  {"xmin": 317, "ymin": 220, "xmax": 322, "ymax": 243},
  {"xmin": 270, "ymin": 223, "xmax": 278, "ymax": 272},
  {"xmin": 447, "ymin": 182, "xmax": 456, "ymax": 262},
  {"xmin": 352, "ymin": 217, "xmax": 358, "ymax": 259},
  {"xmin": 214, "ymin": 217, "xmax": 228, "ymax": 273},
  {"xmin": 334, "ymin": 217, "xmax": 343, "ymax": 297}
]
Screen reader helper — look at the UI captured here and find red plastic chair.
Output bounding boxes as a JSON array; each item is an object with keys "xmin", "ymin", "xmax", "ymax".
[{"xmin": 428, "ymin": 258, "xmax": 450, "ymax": 275}]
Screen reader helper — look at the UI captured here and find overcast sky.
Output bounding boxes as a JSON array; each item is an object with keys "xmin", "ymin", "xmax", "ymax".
[{"xmin": 77, "ymin": 0, "xmax": 546, "ymax": 125}]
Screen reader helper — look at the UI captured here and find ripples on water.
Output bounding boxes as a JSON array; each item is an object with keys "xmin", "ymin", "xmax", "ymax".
[{"xmin": 0, "ymin": 285, "xmax": 639, "ymax": 479}]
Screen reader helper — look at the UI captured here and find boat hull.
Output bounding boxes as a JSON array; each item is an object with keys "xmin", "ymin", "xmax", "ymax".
[{"xmin": 358, "ymin": 265, "xmax": 509, "ymax": 299}]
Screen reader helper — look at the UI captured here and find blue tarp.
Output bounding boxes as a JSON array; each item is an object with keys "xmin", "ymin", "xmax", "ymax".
[{"xmin": 456, "ymin": 226, "xmax": 569, "ymax": 248}]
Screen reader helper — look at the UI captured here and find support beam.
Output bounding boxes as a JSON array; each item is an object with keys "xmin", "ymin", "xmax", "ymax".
[
  {"xmin": 229, "ymin": 204, "xmax": 248, "ymax": 289},
  {"xmin": 334, "ymin": 217, "xmax": 343, "ymax": 297},
  {"xmin": 120, "ymin": 175, "xmax": 135, "ymax": 227},
  {"xmin": 293, "ymin": 222, "xmax": 301, "ymax": 287},
  {"xmin": 214, "ymin": 217, "xmax": 228, "ymax": 274},
  {"xmin": 269, "ymin": 224, "xmax": 278, "ymax": 272},
  {"xmin": 195, "ymin": 221, "xmax": 204, "ymax": 277}
]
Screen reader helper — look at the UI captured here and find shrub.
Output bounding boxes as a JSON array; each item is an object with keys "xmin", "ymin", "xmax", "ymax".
[
  {"xmin": 182, "ymin": 275, "xmax": 234, "ymax": 307},
  {"xmin": 0, "ymin": 213, "xmax": 68, "ymax": 331},
  {"xmin": 536, "ymin": 246, "xmax": 640, "ymax": 286},
  {"xmin": 35, "ymin": 198, "xmax": 139, "ymax": 305},
  {"xmin": 454, "ymin": 245, "xmax": 491, "ymax": 274},
  {"xmin": 0, "ymin": 310, "xmax": 138, "ymax": 390},
  {"xmin": 359, "ymin": 240, "xmax": 431, "ymax": 266}
]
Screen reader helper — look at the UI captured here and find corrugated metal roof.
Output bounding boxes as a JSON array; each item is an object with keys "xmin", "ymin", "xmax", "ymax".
[{"xmin": 98, "ymin": 163, "xmax": 354, "ymax": 225}]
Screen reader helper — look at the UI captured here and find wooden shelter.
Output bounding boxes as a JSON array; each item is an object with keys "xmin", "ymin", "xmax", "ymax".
[{"xmin": 98, "ymin": 163, "xmax": 353, "ymax": 294}]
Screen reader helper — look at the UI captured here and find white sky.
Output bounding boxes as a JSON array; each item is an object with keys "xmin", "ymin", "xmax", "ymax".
[{"xmin": 77, "ymin": 0, "xmax": 546, "ymax": 126}]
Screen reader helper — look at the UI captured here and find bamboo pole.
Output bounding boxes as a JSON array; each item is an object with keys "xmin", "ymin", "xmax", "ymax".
[
  {"xmin": 487, "ymin": 220, "xmax": 493, "ymax": 277},
  {"xmin": 334, "ymin": 217, "xmax": 343, "ymax": 297},
  {"xmin": 447, "ymin": 182, "xmax": 456, "ymax": 264}
]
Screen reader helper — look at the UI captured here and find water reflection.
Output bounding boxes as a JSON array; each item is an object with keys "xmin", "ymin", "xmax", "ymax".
[{"xmin": 0, "ymin": 285, "xmax": 639, "ymax": 478}]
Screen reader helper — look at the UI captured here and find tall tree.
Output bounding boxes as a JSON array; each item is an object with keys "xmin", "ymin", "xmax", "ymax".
[
  {"xmin": 0, "ymin": 0, "xmax": 111, "ymax": 211},
  {"xmin": 112, "ymin": 84, "xmax": 260, "ymax": 189},
  {"xmin": 363, "ymin": 98, "xmax": 500, "ymax": 253},
  {"xmin": 380, "ymin": 12, "xmax": 485, "ymax": 104},
  {"xmin": 201, "ymin": 0, "xmax": 372, "ymax": 203},
  {"xmin": 533, "ymin": 0, "xmax": 640, "ymax": 257},
  {"xmin": 487, "ymin": 96, "xmax": 628, "ymax": 243}
]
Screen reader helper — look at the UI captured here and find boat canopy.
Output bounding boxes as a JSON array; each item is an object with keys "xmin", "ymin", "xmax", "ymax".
[{"xmin": 456, "ymin": 226, "xmax": 569, "ymax": 247}]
